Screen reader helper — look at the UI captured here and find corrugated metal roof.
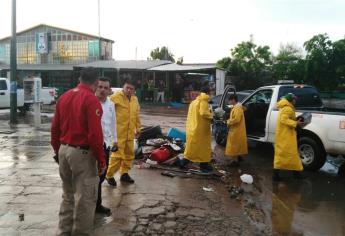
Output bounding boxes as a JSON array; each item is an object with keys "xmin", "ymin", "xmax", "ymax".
[
  {"xmin": 148, "ymin": 63, "xmax": 216, "ymax": 71},
  {"xmin": 0, "ymin": 63, "xmax": 74, "ymax": 71},
  {"xmin": 0, "ymin": 24, "xmax": 114, "ymax": 43},
  {"xmin": 75, "ymin": 60, "xmax": 172, "ymax": 70}
]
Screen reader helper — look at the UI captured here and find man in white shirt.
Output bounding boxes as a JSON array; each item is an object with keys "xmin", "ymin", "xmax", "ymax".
[{"xmin": 95, "ymin": 77, "xmax": 118, "ymax": 215}]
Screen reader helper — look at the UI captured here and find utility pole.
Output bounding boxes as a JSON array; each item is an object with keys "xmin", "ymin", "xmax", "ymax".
[
  {"xmin": 98, "ymin": 0, "xmax": 101, "ymax": 60},
  {"xmin": 10, "ymin": 0, "xmax": 17, "ymax": 124}
]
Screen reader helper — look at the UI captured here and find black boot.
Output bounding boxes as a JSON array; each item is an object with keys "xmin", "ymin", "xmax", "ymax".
[
  {"xmin": 106, "ymin": 177, "xmax": 117, "ymax": 187},
  {"xmin": 273, "ymin": 169, "xmax": 282, "ymax": 182},
  {"xmin": 293, "ymin": 171, "xmax": 307, "ymax": 180},
  {"xmin": 96, "ymin": 205, "xmax": 111, "ymax": 215},
  {"xmin": 200, "ymin": 162, "xmax": 213, "ymax": 172},
  {"xmin": 120, "ymin": 173, "xmax": 135, "ymax": 184}
]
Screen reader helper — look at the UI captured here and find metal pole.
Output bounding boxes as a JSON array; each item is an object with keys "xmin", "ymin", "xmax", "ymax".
[
  {"xmin": 98, "ymin": 0, "xmax": 101, "ymax": 60},
  {"xmin": 10, "ymin": 0, "xmax": 17, "ymax": 124},
  {"xmin": 98, "ymin": 0, "xmax": 101, "ymax": 38}
]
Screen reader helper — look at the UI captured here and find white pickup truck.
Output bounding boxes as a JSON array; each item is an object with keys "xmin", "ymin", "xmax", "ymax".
[
  {"xmin": 0, "ymin": 78, "xmax": 56, "ymax": 112},
  {"xmin": 213, "ymin": 84, "xmax": 345, "ymax": 171}
]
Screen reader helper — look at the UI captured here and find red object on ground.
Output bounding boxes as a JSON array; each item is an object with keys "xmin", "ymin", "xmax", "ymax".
[{"xmin": 150, "ymin": 147, "xmax": 171, "ymax": 163}]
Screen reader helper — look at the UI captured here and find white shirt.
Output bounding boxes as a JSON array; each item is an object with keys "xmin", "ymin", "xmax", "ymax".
[{"xmin": 100, "ymin": 98, "xmax": 117, "ymax": 147}]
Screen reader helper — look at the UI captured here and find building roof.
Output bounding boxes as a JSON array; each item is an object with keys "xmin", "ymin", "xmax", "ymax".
[
  {"xmin": 148, "ymin": 63, "xmax": 217, "ymax": 72},
  {"xmin": 0, "ymin": 24, "xmax": 114, "ymax": 43},
  {"xmin": 0, "ymin": 63, "xmax": 74, "ymax": 71},
  {"xmin": 75, "ymin": 60, "xmax": 172, "ymax": 70}
]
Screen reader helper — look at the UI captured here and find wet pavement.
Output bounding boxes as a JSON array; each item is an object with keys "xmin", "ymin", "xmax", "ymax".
[{"xmin": 0, "ymin": 107, "xmax": 345, "ymax": 235}]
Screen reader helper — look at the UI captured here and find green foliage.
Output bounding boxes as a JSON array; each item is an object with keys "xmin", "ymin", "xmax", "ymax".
[
  {"xmin": 303, "ymin": 34, "xmax": 334, "ymax": 89},
  {"xmin": 216, "ymin": 57, "xmax": 231, "ymax": 71},
  {"xmin": 176, "ymin": 56, "xmax": 184, "ymax": 65},
  {"xmin": 218, "ymin": 34, "xmax": 345, "ymax": 91},
  {"xmin": 228, "ymin": 39, "xmax": 273, "ymax": 90},
  {"xmin": 273, "ymin": 43, "xmax": 304, "ymax": 83},
  {"xmin": 149, "ymin": 46, "xmax": 175, "ymax": 63}
]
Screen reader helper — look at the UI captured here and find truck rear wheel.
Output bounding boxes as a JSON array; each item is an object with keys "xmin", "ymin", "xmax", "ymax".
[{"xmin": 298, "ymin": 136, "xmax": 326, "ymax": 171}]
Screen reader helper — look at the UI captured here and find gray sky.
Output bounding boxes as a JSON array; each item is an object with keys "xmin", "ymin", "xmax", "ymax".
[{"xmin": 0, "ymin": 0, "xmax": 344, "ymax": 62}]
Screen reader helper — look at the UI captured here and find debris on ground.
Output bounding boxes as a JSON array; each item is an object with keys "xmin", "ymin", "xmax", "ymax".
[
  {"xmin": 229, "ymin": 186, "xmax": 244, "ymax": 199},
  {"xmin": 240, "ymin": 174, "xmax": 253, "ymax": 184},
  {"xmin": 161, "ymin": 171, "xmax": 176, "ymax": 178},
  {"xmin": 202, "ymin": 187, "xmax": 215, "ymax": 192}
]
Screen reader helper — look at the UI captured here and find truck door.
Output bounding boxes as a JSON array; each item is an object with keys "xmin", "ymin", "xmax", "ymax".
[
  {"xmin": 0, "ymin": 80, "xmax": 9, "ymax": 108},
  {"xmin": 219, "ymin": 85, "xmax": 236, "ymax": 115}
]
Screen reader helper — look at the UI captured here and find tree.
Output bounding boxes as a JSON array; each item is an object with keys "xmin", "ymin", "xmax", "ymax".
[
  {"xmin": 273, "ymin": 43, "xmax": 304, "ymax": 83},
  {"xmin": 176, "ymin": 57, "xmax": 184, "ymax": 65},
  {"xmin": 149, "ymin": 46, "xmax": 175, "ymax": 62},
  {"xmin": 332, "ymin": 39, "xmax": 345, "ymax": 87},
  {"xmin": 303, "ymin": 34, "xmax": 334, "ymax": 89},
  {"xmin": 216, "ymin": 57, "xmax": 231, "ymax": 71},
  {"xmin": 229, "ymin": 38, "xmax": 273, "ymax": 90}
]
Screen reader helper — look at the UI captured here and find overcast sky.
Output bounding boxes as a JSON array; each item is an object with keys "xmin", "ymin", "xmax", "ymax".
[{"xmin": 0, "ymin": 0, "xmax": 344, "ymax": 62}]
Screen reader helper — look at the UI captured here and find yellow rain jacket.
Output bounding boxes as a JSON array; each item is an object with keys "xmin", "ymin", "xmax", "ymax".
[
  {"xmin": 184, "ymin": 93, "xmax": 213, "ymax": 163},
  {"xmin": 106, "ymin": 90, "xmax": 141, "ymax": 176},
  {"xmin": 225, "ymin": 103, "xmax": 248, "ymax": 157},
  {"xmin": 274, "ymin": 99, "xmax": 303, "ymax": 171}
]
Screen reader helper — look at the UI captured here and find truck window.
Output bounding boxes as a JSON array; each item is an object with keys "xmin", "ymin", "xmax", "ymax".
[
  {"xmin": 278, "ymin": 86, "xmax": 323, "ymax": 108},
  {"xmin": 0, "ymin": 80, "xmax": 7, "ymax": 90}
]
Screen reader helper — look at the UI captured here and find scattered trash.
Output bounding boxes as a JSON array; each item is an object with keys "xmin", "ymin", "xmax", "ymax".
[
  {"xmin": 218, "ymin": 170, "xmax": 227, "ymax": 175},
  {"xmin": 161, "ymin": 156, "xmax": 178, "ymax": 166},
  {"xmin": 18, "ymin": 213, "xmax": 24, "ymax": 221},
  {"xmin": 150, "ymin": 147, "xmax": 171, "ymax": 163},
  {"xmin": 142, "ymin": 146, "xmax": 156, "ymax": 154},
  {"xmin": 169, "ymin": 143, "xmax": 182, "ymax": 151},
  {"xmin": 240, "ymin": 174, "xmax": 253, "ymax": 184},
  {"xmin": 146, "ymin": 138, "xmax": 167, "ymax": 147},
  {"xmin": 229, "ymin": 186, "xmax": 244, "ymax": 199},
  {"xmin": 203, "ymin": 187, "xmax": 214, "ymax": 192},
  {"xmin": 167, "ymin": 128, "xmax": 186, "ymax": 142},
  {"xmin": 161, "ymin": 171, "xmax": 176, "ymax": 178},
  {"xmin": 146, "ymin": 159, "xmax": 158, "ymax": 165},
  {"xmin": 134, "ymin": 163, "xmax": 150, "ymax": 169}
]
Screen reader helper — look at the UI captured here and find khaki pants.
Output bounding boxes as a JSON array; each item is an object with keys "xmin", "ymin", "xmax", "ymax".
[
  {"xmin": 106, "ymin": 140, "xmax": 134, "ymax": 178},
  {"xmin": 57, "ymin": 145, "xmax": 99, "ymax": 236}
]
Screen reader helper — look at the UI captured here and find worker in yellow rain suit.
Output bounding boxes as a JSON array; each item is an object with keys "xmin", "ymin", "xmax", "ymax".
[
  {"xmin": 106, "ymin": 78, "xmax": 140, "ymax": 186},
  {"xmin": 273, "ymin": 93, "xmax": 305, "ymax": 181},
  {"xmin": 184, "ymin": 86, "xmax": 214, "ymax": 172},
  {"xmin": 225, "ymin": 94, "xmax": 248, "ymax": 167}
]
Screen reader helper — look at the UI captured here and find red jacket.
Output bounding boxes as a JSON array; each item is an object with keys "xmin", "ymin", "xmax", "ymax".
[{"xmin": 51, "ymin": 83, "xmax": 106, "ymax": 167}]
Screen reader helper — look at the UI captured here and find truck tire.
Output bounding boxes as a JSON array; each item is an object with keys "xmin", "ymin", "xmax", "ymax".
[{"xmin": 298, "ymin": 136, "xmax": 326, "ymax": 171}]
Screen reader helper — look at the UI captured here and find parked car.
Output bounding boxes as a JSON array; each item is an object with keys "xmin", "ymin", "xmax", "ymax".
[
  {"xmin": 213, "ymin": 84, "xmax": 345, "ymax": 171},
  {"xmin": 0, "ymin": 77, "xmax": 56, "ymax": 112},
  {"xmin": 210, "ymin": 91, "xmax": 252, "ymax": 110}
]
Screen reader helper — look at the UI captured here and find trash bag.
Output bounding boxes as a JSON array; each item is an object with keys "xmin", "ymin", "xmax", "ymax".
[{"xmin": 139, "ymin": 126, "xmax": 162, "ymax": 143}]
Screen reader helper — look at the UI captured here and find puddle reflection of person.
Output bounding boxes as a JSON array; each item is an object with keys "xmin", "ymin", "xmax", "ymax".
[{"xmin": 272, "ymin": 183, "xmax": 303, "ymax": 236}]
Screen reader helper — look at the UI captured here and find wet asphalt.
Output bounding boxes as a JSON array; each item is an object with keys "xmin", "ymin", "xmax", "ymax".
[{"xmin": 0, "ymin": 106, "xmax": 344, "ymax": 235}]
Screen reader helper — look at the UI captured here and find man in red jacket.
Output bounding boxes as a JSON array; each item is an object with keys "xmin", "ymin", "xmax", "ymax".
[{"xmin": 51, "ymin": 67, "xmax": 106, "ymax": 236}]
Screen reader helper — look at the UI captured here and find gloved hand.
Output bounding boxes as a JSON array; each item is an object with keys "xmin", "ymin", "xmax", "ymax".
[{"xmin": 53, "ymin": 154, "xmax": 59, "ymax": 164}]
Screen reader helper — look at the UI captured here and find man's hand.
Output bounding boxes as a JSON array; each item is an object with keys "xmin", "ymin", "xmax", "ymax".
[
  {"xmin": 53, "ymin": 154, "xmax": 59, "ymax": 164},
  {"xmin": 111, "ymin": 142, "xmax": 118, "ymax": 152},
  {"xmin": 98, "ymin": 163, "xmax": 107, "ymax": 176}
]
